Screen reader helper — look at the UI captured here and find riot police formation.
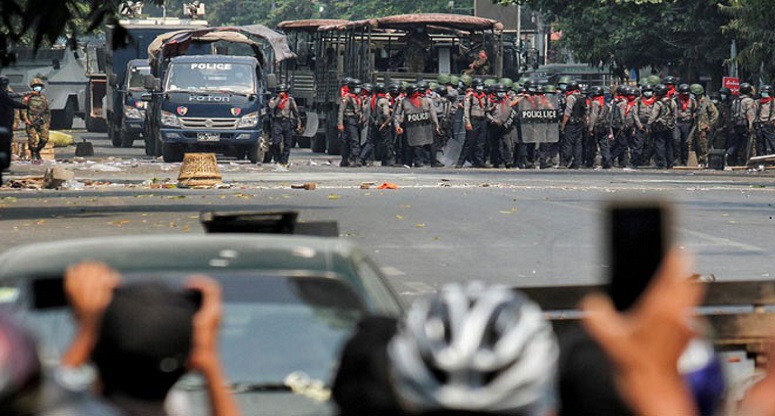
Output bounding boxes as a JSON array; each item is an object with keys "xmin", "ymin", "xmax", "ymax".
[
  {"xmin": 327, "ymin": 75, "xmax": 770, "ymax": 169},
  {"xmin": 267, "ymin": 84, "xmax": 301, "ymax": 166}
]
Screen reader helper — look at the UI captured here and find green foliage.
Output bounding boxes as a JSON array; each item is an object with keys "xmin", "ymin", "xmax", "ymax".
[
  {"xmin": 722, "ymin": 0, "xmax": 775, "ymax": 82},
  {"xmin": 500, "ymin": 0, "xmax": 730, "ymax": 84}
]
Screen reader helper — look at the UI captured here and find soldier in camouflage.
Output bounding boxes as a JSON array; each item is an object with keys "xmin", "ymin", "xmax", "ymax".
[
  {"xmin": 22, "ymin": 78, "xmax": 50, "ymax": 163},
  {"xmin": 689, "ymin": 84, "xmax": 718, "ymax": 167}
]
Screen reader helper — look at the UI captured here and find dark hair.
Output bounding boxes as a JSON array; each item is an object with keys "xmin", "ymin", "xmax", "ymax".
[{"xmin": 92, "ymin": 282, "xmax": 197, "ymax": 400}]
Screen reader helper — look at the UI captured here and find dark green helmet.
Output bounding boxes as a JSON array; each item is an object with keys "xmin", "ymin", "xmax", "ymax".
[
  {"xmin": 499, "ymin": 78, "xmax": 513, "ymax": 88},
  {"xmin": 718, "ymin": 87, "xmax": 731, "ymax": 95},
  {"xmin": 543, "ymin": 84, "xmax": 557, "ymax": 93},
  {"xmin": 557, "ymin": 76, "xmax": 572, "ymax": 86},
  {"xmin": 437, "ymin": 73, "xmax": 451, "ymax": 85},
  {"xmin": 689, "ymin": 84, "xmax": 704, "ymax": 96}
]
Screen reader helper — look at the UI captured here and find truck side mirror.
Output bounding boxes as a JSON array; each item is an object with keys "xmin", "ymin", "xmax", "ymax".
[{"xmin": 266, "ymin": 73, "xmax": 277, "ymax": 90}]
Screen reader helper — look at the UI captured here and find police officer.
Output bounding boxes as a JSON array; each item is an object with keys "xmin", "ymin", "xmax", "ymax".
[
  {"xmin": 674, "ymin": 84, "xmax": 697, "ymax": 166},
  {"xmin": 755, "ymin": 85, "xmax": 775, "ymax": 157},
  {"xmin": 456, "ymin": 78, "xmax": 488, "ymax": 168},
  {"xmin": 430, "ymin": 84, "xmax": 450, "ymax": 167},
  {"xmin": 486, "ymin": 83, "xmax": 518, "ymax": 168},
  {"xmin": 22, "ymin": 78, "xmax": 51, "ymax": 163},
  {"xmin": 622, "ymin": 86, "xmax": 640, "ymax": 167},
  {"xmin": 267, "ymin": 84, "xmax": 301, "ymax": 166},
  {"xmin": 728, "ymin": 82, "xmax": 756, "ymax": 165},
  {"xmin": 338, "ymin": 78, "xmax": 363, "ymax": 167},
  {"xmin": 560, "ymin": 80, "xmax": 586, "ymax": 169},
  {"xmin": 715, "ymin": 87, "xmax": 734, "ymax": 151},
  {"xmin": 395, "ymin": 84, "xmax": 439, "ymax": 167},
  {"xmin": 587, "ymin": 85, "xmax": 612, "ymax": 169},
  {"xmin": 630, "ymin": 84, "xmax": 657, "ymax": 167},
  {"xmin": 689, "ymin": 84, "xmax": 719, "ymax": 167},
  {"xmin": 357, "ymin": 83, "xmax": 374, "ymax": 166},
  {"xmin": 537, "ymin": 84, "xmax": 560, "ymax": 169},
  {"xmin": 647, "ymin": 84, "xmax": 677, "ymax": 169},
  {"xmin": 609, "ymin": 85, "xmax": 629, "ymax": 168}
]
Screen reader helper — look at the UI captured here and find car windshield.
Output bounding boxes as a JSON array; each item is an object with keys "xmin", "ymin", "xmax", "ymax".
[
  {"xmin": 165, "ymin": 62, "xmax": 255, "ymax": 94},
  {"xmin": 126, "ymin": 65, "xmax": 151, "ymax": 91},
  {"xmin": 6, "ymin": 273, "xmax": 365, "ymax": 386}
]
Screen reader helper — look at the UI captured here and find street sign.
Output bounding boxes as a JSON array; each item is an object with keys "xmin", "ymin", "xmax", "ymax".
[{"xmin": 723, "ymin": 77, "xmax": 740, "ymax": 95}]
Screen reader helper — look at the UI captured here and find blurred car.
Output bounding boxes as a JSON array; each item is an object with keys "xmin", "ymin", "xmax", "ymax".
[{"xmin": 0, "ymin": 234, "xmax": 404, "ymax": 415}]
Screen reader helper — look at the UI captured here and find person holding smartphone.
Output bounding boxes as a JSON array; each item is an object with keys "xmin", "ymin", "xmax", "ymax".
[{"xmin": 61, "ymin": 261, "xmax": 240, "ymax": 416}]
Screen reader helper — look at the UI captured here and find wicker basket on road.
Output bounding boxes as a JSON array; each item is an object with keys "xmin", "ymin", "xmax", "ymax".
[{"xmin": 177, "ymin": 153, "xmax": 221, "ymax": 188}]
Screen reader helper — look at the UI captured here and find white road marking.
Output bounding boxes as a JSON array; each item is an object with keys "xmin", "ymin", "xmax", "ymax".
[
  {"xmin": 381, "ymin": 266, "xmax": 406, "ymax": 276},
  {"xmin": 680, "ymin": 228, "xmax": 766, "ymax": 253}
]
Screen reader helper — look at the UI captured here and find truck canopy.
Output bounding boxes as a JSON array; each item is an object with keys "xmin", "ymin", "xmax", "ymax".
[{"xmin": 147, "ymin": 24, "xmax": 296, "ymax": 71}]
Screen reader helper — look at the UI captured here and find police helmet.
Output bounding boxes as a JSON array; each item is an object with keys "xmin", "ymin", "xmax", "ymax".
[
  {"xmin": 517, "ymin": 86, "xmax": 527, "ymax": 95},
  {"xmin": 739, "ymin": 82, "xmax": 753, "ymax": 95},
  {"xmin": 654, "ymin": 84, "xmax": 669, "ymax": 96},
  {"xmin": 557, "ymin": 75, "xmax": 572, "ymax": 87},
  {"xmin": 494, "ymin": 83, "xmax": 508, "ymax": 94},
  {"xmin": 417, "ymin": 80, "xmax": 429, "ymax": 91},
  {"xmin": 589, "ymin": 85, "xmax": 605, "ymax": 97},
  {"xmin": 615, "ymin": 85, "xmax": 628, "ymax": 96},
  {"xmin": 388, "ymin": 82, "xmax": 401, "ymax": 95},
  {"xmin": 449, "ymin": 75, "xmax": 460, "ymax": 87},
  {"xmin": 718, "ymin": 87, "xmax": 731, "ymax": 96},
  {"xmin": 360, "ymin": 83, "xmax": 373, "ymax": 94},
  {"xmin": 0, "ymin": 76, "xmax": 8, "ymax": 88},
  {"xmin": 646, "ymin": 75, "xmax": 662, "ymax": 86},
  {"xmin": 460, "ymin": 74, "xmax": 473, "ymax": 87},
  {"xmin": 341, "ymin": 77, "xmax": 353, "ymax": 87},
  {"xmin": 472, "ymin": 78, "xmax": 484, "ymax": 88},
  {"xmin": 435, "ymin": 85, "xmax": 446, "ymax": 95},
  {"xmin": 641, "ymin": 84, "xmax": 654, "ymax": 93},
  {"xmin": 543, "ymin": 84, "xmax": 557, "ymax": 94},
  {"xmin": 677, "ymin": 83, "xmax": 691, "ymax": 94},
  {"xmin": 566, "ymin": 80, "xmax": 580, "ymax": 92},
  {"xmin": 437, "ymin": 73, "xmax": 451, "ymax": 85},
  {"xmin": 276, "ymin": 83, "xmax": 289, "ymax": 93},
  {"xmin": 30, "ymin": 78, "xmax": 45, "ymax": 88},
  {"xmin": 663, "ymin": 75, "xmax": 678, "ymax": 86},
  {"xmin": 629, "ymin": 87, "xmax": 641, "ymax": 97},
  {"xmin": 374, "ymin": 82, "xmax": 387, "ymax": 94},
  {"xmin": 523, "ymin": 80, "xmax": 538, "ymax": 94},
  {"xmin": 405, "ymin": 83, "xmax": 418, "ymax": 95},
  {"xmin": 689, "ymin": 84, "xmax": 704, "ymax": 96},
  {"xmin": 761, "ymin": 85, "xmax": 774, "ymax": 96},
  {"xmin": 499, "ymin": 78, "xmax": 513, "ymax": 88},
  {"xmin": 346, "ymin": 78, "xmax": 360, "ymax": 89}
]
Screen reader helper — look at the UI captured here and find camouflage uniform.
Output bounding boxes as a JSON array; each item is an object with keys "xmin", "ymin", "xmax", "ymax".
[
  {"xmin": 691, "ymin": 94, "xmax": 719, "ymax": 165},
  {"xmin": 23, "ymin": 79, "xmax": 51, "ymax": 161}
]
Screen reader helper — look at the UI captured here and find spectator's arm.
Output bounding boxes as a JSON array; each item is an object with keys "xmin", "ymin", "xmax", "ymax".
[
  {"xmin": 581, "ymin": 249, "xmax": 702, "ymax": 416},
  {"xmin": 186, "ymin": 276, "xmax": 240, "ymax": 416},
  {"xmin": 61, "ymin": 261, "xmax": 120, "ymax": 367}
]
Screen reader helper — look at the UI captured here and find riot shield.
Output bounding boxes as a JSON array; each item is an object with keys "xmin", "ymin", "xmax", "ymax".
[
  {"xmin": 518, "ymin": 95, "xmax": 560, "ymax": 144},
  {"xmin": 439, "ymin": 110, "xmax": 465, "ymax": 166}
]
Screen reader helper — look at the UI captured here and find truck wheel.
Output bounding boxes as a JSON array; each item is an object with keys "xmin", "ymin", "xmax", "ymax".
[
  {"xmin": 247, "ymin": 144, "xmax": 261, "ymax": 164},
  {"xmin": 109, "ymin": 124, "xmax": 121, "ymax": 147},
  {"xmin": 120, "ymin": 130, "xmax": 134, "ymax": 148},
  {"xmin": 162, "ymin": 143, "xmax": 184, "ymax": 163},
  {"xmin": 144, "ymin": 133, "xmax": 155, "ymax": 156},
  {"xmin": 50, "ymin": 99, "xmax": 75, "ymax": 130},
  {"xmin": 296, "ymin": 136, "xmax": 311, "ymax": 148},
  {"xmin": 311, "ymin": 133, "xmax": 326, "ymax": 153}
]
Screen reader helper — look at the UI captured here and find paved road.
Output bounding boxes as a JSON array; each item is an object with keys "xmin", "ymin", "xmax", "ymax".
[{"xmin": 2, "ymin": 124, "xmax": 775, "ymax": 301}]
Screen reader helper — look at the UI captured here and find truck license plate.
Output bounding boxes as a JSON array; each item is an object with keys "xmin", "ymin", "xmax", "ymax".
[{"xmin": 197, "ymin": 132, "xmax": 220, "ymax": 141}]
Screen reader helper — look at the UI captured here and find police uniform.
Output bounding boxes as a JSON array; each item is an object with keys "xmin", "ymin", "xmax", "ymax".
[
  {"xmin": 267, "ymin": 86, "xmax": 300, "ymax": 165},
  {"xmin": 586, "ymin": 93, "xmax": 612, "ymax": 169},
  {"xmin": 647, "ymin": 93, "xmax": 677, "ymax": 169},
  {"xmin": 691, "ymin": 94, "xmax": 719, "ymax": 166},
  {"xmin": 395, "ymin": 91, "xmax": 439, "ymax": 167},
  {"xmin": 457, "ymin": 86, "xmax": 488, "ymax": 168},
  {"xmin": 609, "ymin": 94, "xmax": 629, "ymax": 167},
  {"xmin": 360, "ymin": 88, "xmax": 391, "ymax": 166},
  {"xmin": 430, "ymin": 90, "xmax": 451, "ymax": 167},
  {"xmin": 486, "ymin": 91, "xmax": 518, "ymax": 168},
  {"xmin": 631, "ymin": 93, "xmax": 657, "ymax": 167},
  {"xmin": 673, "ymin": 93, "xmax": 698, "ymax": 166},
  {"xmin": 23, "ymin": 79, "xmax": 50, "ymax": 162},
  {"xmin": 755, "ymin": 92, "xmax": 775, "ymax": 157},
  {"xmin": 338, "ymin": 91, "xmax": 363, "ymax": 167},
  {"xmin": 728, "ymin": 89, "xmax": 756, "ymax": 165},
  {"xmin": 560, "ymin": 89, "xmax": 586, "ymax": 169}
]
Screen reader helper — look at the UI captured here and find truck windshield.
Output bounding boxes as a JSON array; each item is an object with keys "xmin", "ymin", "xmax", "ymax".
[
  {"xmin": 165, "ymin": 62, "xmax": 255, "ymax": 94},
  {"xmin": 127, "ymin": 66, "xmax": 151, "ymax": 91}
]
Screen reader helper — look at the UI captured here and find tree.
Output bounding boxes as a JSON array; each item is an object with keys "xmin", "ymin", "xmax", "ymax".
[
  {"xmin": 722, "ymin": 0, "xmax": 775, "ymax": 83},
  {"xmin": 500, "ymin": 0, "xmax": 731, "ymax": 86}
]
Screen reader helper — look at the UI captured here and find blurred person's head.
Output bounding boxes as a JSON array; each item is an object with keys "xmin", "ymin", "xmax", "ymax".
[
  {"xmin": 0, "ymin": 312, "xmax": 42, "ymax": 414},
  {"xmin": 388, "ymin": 281, "xmax": 559, "ymax": 416},
  {"xmin": 92, "ymin": 282, "xmax": 197, "ymax": 401}
]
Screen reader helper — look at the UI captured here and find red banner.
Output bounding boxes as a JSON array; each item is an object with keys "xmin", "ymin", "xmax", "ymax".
[{"xmin": 723, "ymin": 77, "xmax": 740, "ymax": 95}]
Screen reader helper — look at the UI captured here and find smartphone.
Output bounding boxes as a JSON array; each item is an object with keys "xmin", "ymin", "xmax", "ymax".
[{"xmin": 606, "ymin": 201, "xmax": 670, "ymax": 311}]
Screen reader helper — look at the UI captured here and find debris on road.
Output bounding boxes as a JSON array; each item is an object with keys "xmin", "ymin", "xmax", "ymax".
[
  {"xmin": 291, "ymin": 183, "xmax": 317, "ymax": 190},
  {"xmin": 376, "ymin": 183, "xmax": 398, "ymax": 189},
  {"xmin": 44, "ymin": 167, "xmax": 75, "ymax": 189}
]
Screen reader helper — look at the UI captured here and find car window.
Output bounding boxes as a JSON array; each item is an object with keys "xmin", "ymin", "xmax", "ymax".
[{"xmin": 351, "ymin": 254, "xmax": 404, "ymax": 315}]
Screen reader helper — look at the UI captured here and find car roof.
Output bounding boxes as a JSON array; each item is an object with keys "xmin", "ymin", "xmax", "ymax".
[
  {"xmin": 0, "ymin": 234, "xmax": 358, "ymax": 279},
  {"xmin": 170, "ymin": 55, "xmax": 258, "ymax": 64}
]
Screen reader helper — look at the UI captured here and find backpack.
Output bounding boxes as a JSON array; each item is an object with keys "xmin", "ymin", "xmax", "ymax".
[
  {"xmin": 610, "ymin": 100, "xmax": 625, "ymax": 130},
  {"xmin": 732, "ymin": 97, "xmax": 748, "ymax": 127},
  {"xmin": 570, "ymin": 94, "xmax": 587, "ymax": 120}
]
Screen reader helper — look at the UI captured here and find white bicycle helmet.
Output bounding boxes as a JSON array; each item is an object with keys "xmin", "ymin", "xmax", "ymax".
[{"xmin": 388, "ymin": 281, "xmax": 559, "ymax": 415}]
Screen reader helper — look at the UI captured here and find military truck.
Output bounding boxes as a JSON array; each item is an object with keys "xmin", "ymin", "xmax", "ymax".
[
  {"xmin": 142, "ymin": 25, "xmax": 295, "ymax": 162},
  {"xmin": 279, "ymin": 14, "xmax": 505, "ymax": 154},
  {"xmin": 100, "ymin": 18, "xmax": 209, "ymax": 147},
  {"xmin": 0, "ymin": 47, "xmax": 87, "ymax": 130}
]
